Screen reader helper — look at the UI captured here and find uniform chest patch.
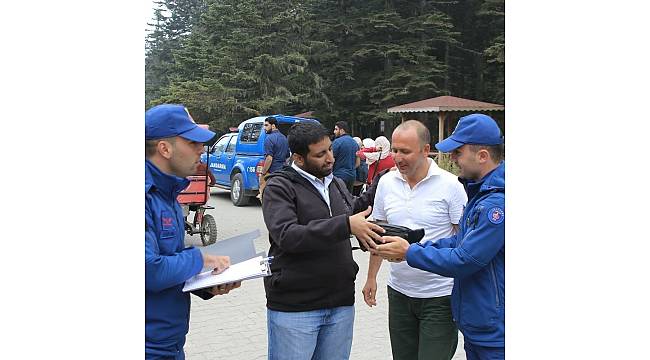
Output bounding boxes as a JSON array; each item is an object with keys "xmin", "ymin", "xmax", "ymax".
[
  {"xmin": 160, "ymin": 210, "xmax": 177, "ymax": 239},
  {"xmin": 487, "ymin": 206, "xmax": 505, "ymax": 225},
  {"xmin": 161, "ymin": 215, "xmax": 174, "ymax": 230}
]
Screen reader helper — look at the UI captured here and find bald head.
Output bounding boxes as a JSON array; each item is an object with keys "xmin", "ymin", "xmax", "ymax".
[{"xmin": 393, "ymin": 120, "xmax": 430, "ymax": 149}]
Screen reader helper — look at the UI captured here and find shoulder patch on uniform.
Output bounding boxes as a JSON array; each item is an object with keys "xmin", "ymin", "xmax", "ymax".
[{"xmin": 487, "ymin": 206, "xmax": 505, "ymax": 225}]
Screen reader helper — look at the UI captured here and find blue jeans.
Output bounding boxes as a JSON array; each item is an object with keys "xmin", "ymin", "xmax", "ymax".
[
  {"xmin": 464, "ymin": 341, "xmax": 505, "ymax": 360},
  {"xmin": 267, "ymin": 306, "xmax": 354, "ymax": 360}
]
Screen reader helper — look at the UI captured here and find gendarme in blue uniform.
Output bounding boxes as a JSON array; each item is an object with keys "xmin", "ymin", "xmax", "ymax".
[
  {"xmin": 406, "ymin": 161, "xmax": 505, "ymax": 348},
  {"xmin": 264, "ymin": 130, "xmax": 290, "ymax": 173},
  {"xmin": 145, "ymin": 160, "xmax": 205, "ymax": 358},
  {"xmin": 332, "ymin": 133, "xmax": 358, "ymax": 183}
]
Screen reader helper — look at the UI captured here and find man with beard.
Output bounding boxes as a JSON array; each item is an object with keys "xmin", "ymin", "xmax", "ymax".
[
  {"xmin": 261, "ymin": 122, "xmax": 387, "ymax": 360},
  {"xmin": 258, "ymin": 116, "xmax": 290, "ymax": 201}
]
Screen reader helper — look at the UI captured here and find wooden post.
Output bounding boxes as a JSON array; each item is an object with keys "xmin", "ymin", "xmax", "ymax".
[
  {"xmin": 438, "ymin": 112, "xmax": 445, "ymax": 144},
  {"xmin": 437, "ymin": 112, "xmax": 446, "ymax": 161}
]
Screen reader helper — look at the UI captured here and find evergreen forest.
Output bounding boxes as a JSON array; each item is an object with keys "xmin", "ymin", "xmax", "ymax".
[{"xmin": 145, "ymin": 0, "xmax": 504, "ymax": 137}]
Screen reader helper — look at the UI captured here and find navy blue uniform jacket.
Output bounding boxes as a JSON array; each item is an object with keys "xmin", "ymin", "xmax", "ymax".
[
  {"xmin": 406, "ymin": 162, "xmax": 505, "ymax": 347},
  {"xmin": 145, "ymin": 160, "xmax": 209, "ymax": 357}
]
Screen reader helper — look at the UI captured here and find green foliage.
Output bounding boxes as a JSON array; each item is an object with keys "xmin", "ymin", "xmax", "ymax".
[
  {"xmin": 145, "ymin": 0, "xmax": 505, "ymax": 134},
  {"xmin": 436, "ymin": 153, "xmax": 460, "ymax": 176}
]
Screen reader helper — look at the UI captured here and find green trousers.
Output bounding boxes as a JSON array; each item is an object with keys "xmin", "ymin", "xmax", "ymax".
[{"xmin": 387, "ymin": 286, "xmax": 458, "ymax": 360}]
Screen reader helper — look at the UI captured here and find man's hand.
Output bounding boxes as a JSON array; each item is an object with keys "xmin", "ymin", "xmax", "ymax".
[
  {"xmin": 207, "ymin": 281, "xmax": 241, "ymax": 296},
  {"xmin": 372, "ymin": 236, "xmax": 410, "ymax": 262},
  {"xmin": 349, "ymin": 206, "xmax": 385, "ymax": 250},
  {"xmin": 202, "ymin": 254, "xmax": 231, "ymax": 274},
  {"xmin": 362, "ymin": 278, "xmax": 378, "ymax": 307}
]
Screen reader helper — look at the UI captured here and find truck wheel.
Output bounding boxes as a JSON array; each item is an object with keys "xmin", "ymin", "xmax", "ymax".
[
  {"xmin": 230, "ymin": 173, "xmax": 250, "ymax": 207},
  {"xmin": 200, "ymin": 214, "xmax": 217, "ymax": 246}
]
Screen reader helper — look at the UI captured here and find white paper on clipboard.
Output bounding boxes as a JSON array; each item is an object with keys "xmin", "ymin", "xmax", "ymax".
[{"xmin": 183, "ymin": 256, "xmax": 271, "ymax": 292}]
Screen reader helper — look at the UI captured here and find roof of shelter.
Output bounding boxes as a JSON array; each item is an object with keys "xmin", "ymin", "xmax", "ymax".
[{"xmin": 387, "ymin": 95, "xmax": 504, "ymax": 113}]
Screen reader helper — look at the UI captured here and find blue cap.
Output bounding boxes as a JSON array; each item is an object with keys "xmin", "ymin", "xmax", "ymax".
[
  {"xmin": 435, "ymin": 113, "xmax": 503, "ymax": 152},
  {"xmin": 145, "ymin": 104, "xmax": 215, "ymax": 142}
]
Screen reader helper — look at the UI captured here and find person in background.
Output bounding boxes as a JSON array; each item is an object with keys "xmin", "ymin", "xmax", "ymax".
[
  {"xmin": 332, "ymin": 120, "xmax": 359, "ymax": 192},
  {"xmin": 357, "ymin": 136, "xmax": 396, "ymax": 184},
  {"xmin": 352, "ymin": 136, "xmax": 368, "ymax": 196},
  {"xmin": 258, "ymin": 116, "xmax": 290, "ymax": 201},
  {"xmin": 374, "ymin": 114, "xmax": 505, "ymax": 360},
  {"xmin": 362, "ymin": 138, "xmax": 375, "ymax": 150},
  {"xmin": 145, "ymin": 104, "xmax": 241, "ymax": 359}
]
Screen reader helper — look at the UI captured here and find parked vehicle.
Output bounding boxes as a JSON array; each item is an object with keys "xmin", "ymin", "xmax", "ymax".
[
  {"xmin": 178, "ymin": 124, "xmax": 218, "ymax": 245},
  {"xmin": 200, "ymin": 115, "xmax": 320, "ymax": 206},
  {"xmin": 177, "ymin": 174, "xmax": 217, "ymax": 245}
]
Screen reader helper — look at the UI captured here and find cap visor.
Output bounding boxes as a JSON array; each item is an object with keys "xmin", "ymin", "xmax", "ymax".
[
  {"xmin": 435, "ymin": 137, "xmax": 464, "ymax": 152},
  {"xmin": 179, "ymin": 126, "xmax": 216, "ymax": 143}
]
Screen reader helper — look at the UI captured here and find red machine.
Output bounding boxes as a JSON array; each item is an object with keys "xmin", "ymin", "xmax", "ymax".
[{"xmin": 177, "ymin": 125, "xmax": 218, "ymax": 245}]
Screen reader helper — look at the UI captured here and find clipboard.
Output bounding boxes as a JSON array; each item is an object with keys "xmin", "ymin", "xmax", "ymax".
[
  {"xmin": 182, "ymin": 256, "xmax": 272, "ymax": 292},
  {"xmin": 199, "ymin": 229, "xmax": 261, "ymax": 270}
]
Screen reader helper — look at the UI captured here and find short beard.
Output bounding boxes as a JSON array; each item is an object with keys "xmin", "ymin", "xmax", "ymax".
[{"xmin": 302, "ymin": 159, "xmax": 332, "ymax": 179}]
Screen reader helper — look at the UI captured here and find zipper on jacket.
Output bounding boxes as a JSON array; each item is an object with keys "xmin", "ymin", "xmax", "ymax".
[{"xmin": 490, "ymin": 261, "xmax": 500, "ymax": 307}]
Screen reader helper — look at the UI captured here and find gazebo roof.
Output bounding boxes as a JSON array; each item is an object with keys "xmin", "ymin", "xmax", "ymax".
[{"xmin": 387, "ymin": 95, "xmax": 504, "ymax": 113}]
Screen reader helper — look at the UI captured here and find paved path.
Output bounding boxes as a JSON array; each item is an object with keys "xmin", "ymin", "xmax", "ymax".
[{"xmin": 183, "ymin": 189, "xmax": 466, "ymax": 359}]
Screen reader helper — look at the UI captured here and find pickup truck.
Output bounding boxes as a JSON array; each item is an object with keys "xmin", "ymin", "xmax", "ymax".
[{"xmin": 201, "ymin": 115, "xmax": 320, "ymax": 206}]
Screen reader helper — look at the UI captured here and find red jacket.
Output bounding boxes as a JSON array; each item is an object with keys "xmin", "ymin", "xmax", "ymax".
[{"xmin": 366, "ymin": 156, "xmax": 395, "ymax": 184}]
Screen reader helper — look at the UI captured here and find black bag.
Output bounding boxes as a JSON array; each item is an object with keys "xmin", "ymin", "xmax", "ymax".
[{"xmin": 369, "ymin": 221, "xmax": 425, "ymax": 244}]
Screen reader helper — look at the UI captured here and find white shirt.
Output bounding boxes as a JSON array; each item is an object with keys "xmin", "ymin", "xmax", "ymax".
[
  {"xmin": 372, "ymin": 158, "xmax": 468, "ymax": 298},
  {"xmin": 291, "ymin": 162, "xmax": 334, "ymax": 215}
]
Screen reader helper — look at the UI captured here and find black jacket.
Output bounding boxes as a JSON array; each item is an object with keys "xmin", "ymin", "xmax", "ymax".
[{"xmin": 262, "ymin": 166, "xmax": 380, "ymax": 311}]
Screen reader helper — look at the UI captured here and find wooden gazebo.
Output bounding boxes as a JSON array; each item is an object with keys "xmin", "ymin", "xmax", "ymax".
[{"xmin": 387, "ymin": 95, "xmax": 505, "ymax": 148}]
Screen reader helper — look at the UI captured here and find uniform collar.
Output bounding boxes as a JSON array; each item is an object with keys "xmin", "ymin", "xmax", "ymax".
[
  {"xmin": 460, "ymin": 161, "xmax": 505, "ymax": 199},
  {"xmin": 145, "ymin": 159, "xmax": 190, "ymax": 199}
]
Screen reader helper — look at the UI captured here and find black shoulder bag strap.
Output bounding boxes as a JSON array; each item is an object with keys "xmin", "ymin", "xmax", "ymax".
[{"xmin": 332, "ymin": 178, "xmax": 367, "ymax": 251}]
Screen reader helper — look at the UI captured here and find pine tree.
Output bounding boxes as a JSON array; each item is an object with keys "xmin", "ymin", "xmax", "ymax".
[
  {"xmin": 156, "ymin": 0, "xmax": 331, "ymax": 131},
  {"xmin": 305, "ymin": 0, "xmax": 459, "ymax": 133},
  {"xmin": 145, "ymin": 0, "xmax": 207, "ymax": 108}
]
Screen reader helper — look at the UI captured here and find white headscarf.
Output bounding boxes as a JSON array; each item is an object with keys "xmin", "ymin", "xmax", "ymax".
[
  {"xmin": 353, "ymin": 137, "xmax": 362, "ymax": 149},
  {"xmin": 362, "ymin": 138, "xmax": 375, "ymax": 149},
  {"xmin": 365, "ymin": 136, "xmax": 391, "ymax": 165}
]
